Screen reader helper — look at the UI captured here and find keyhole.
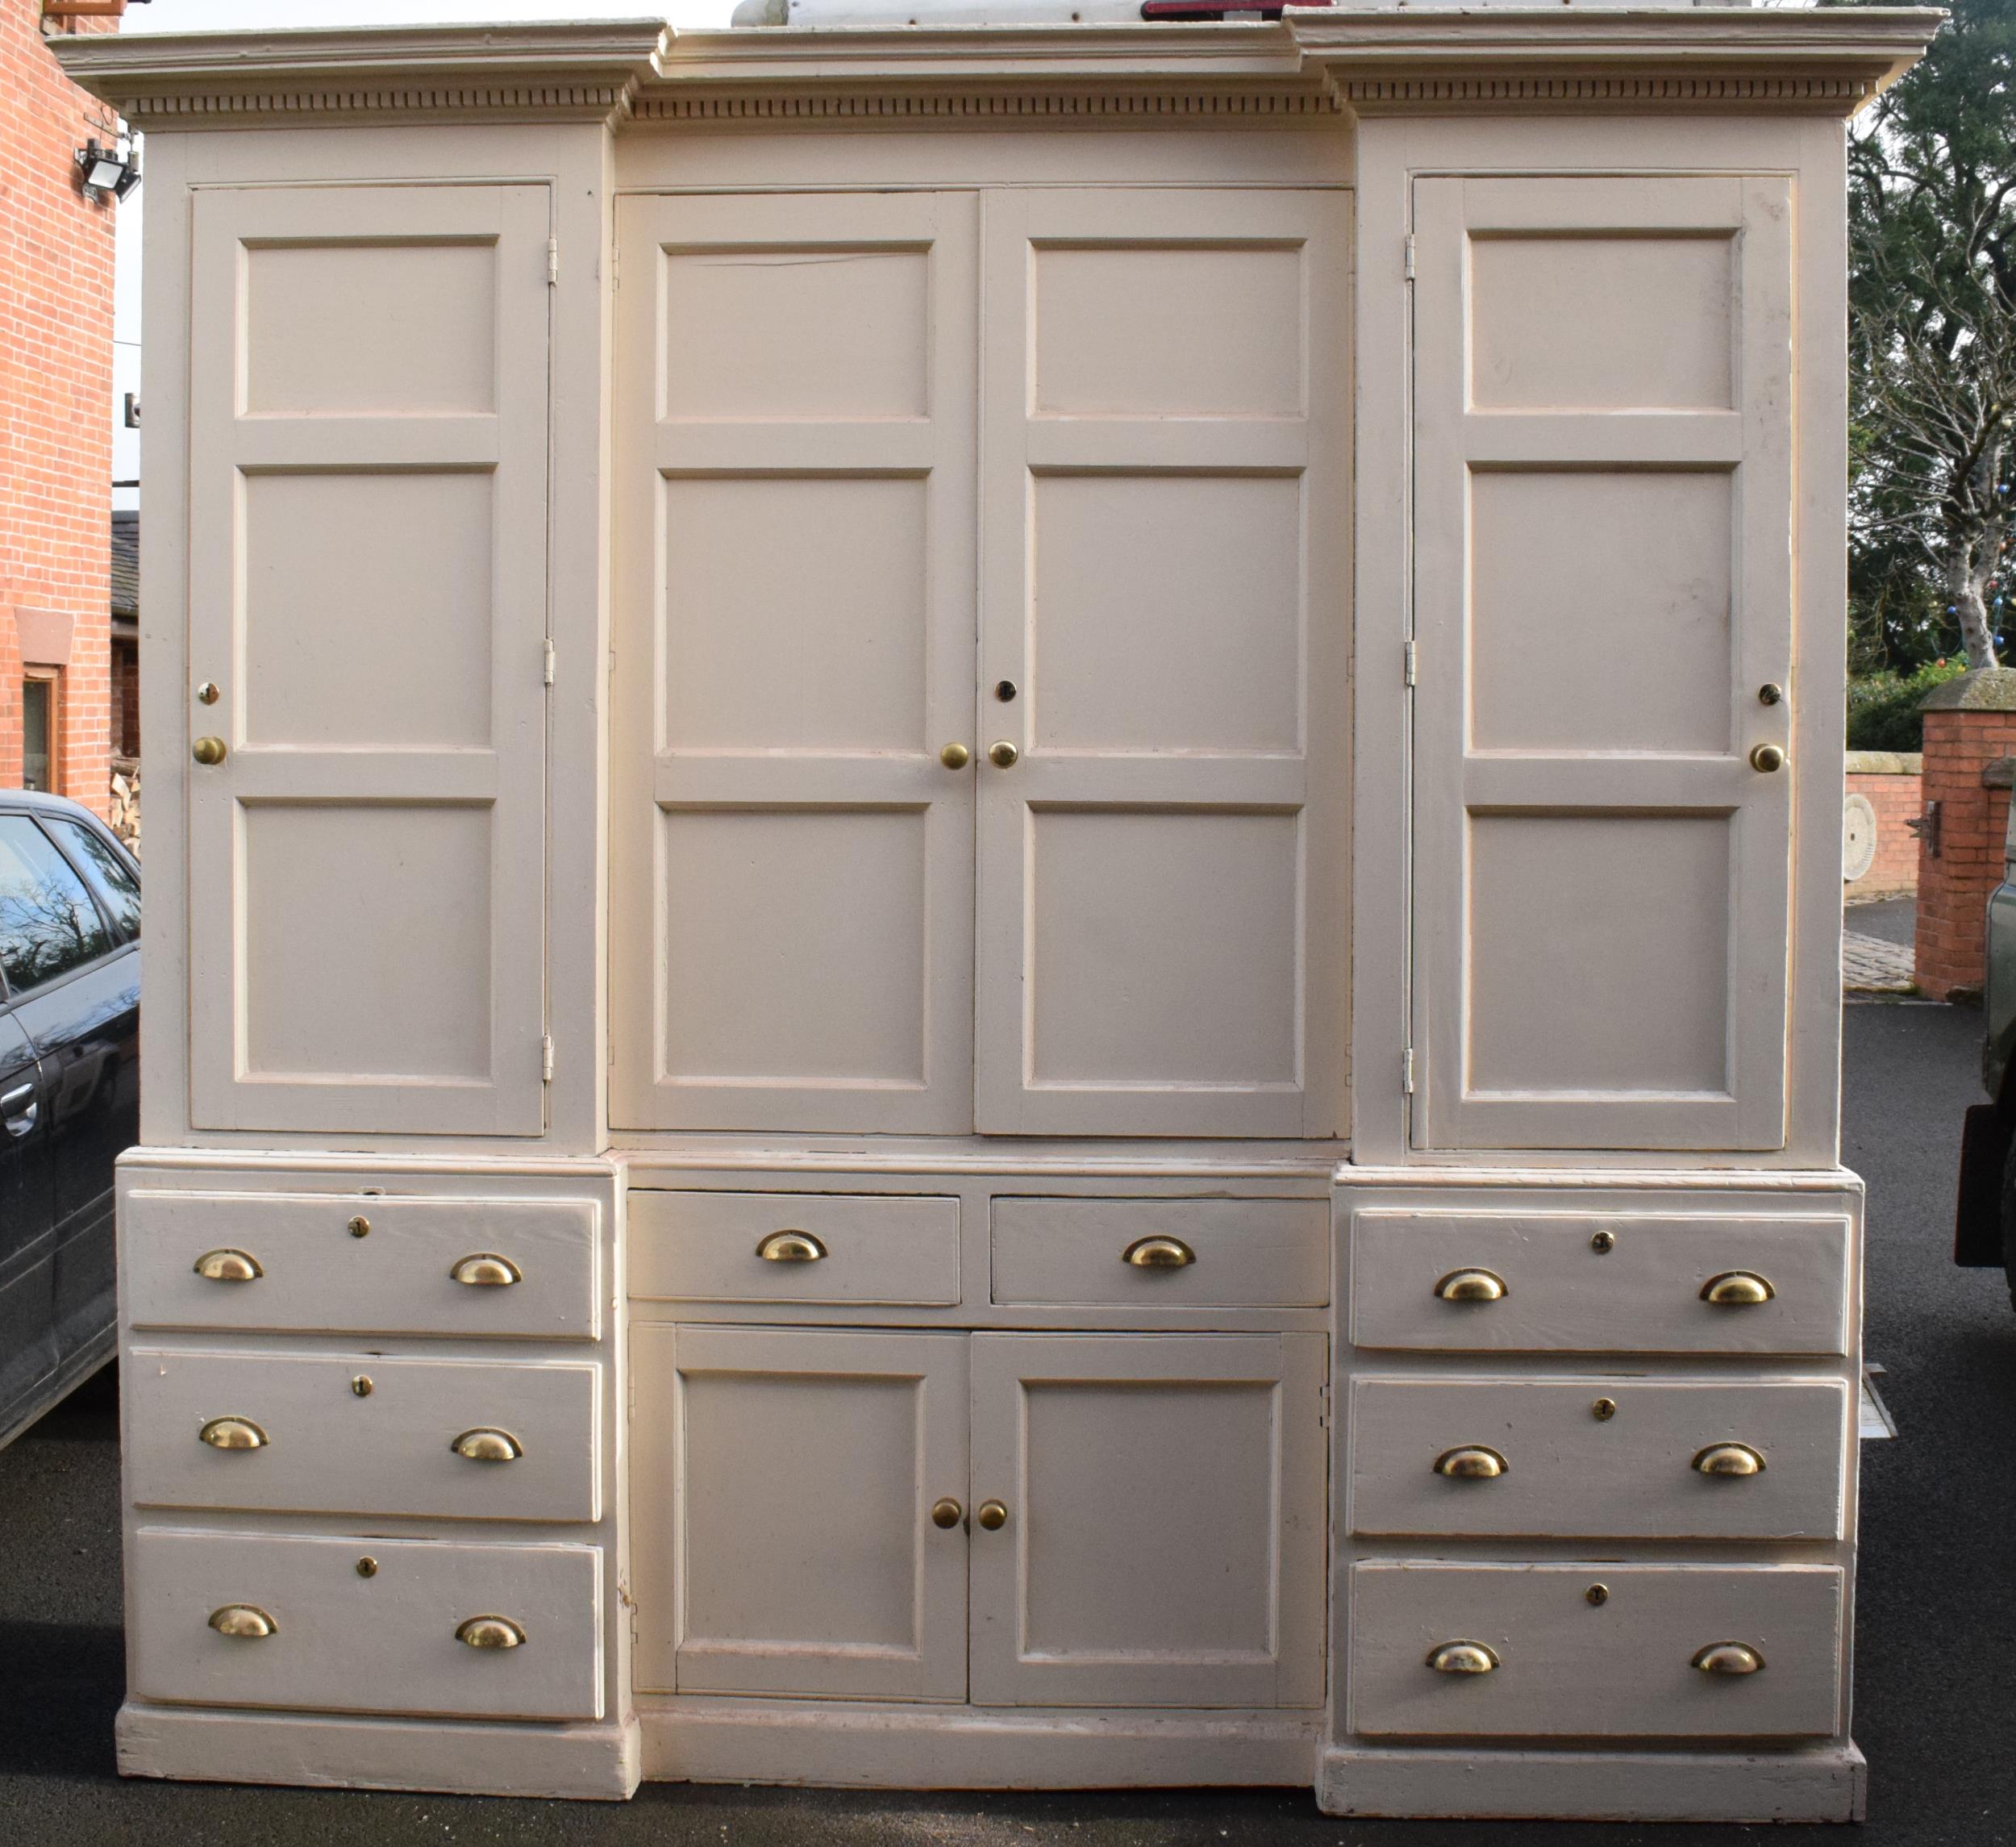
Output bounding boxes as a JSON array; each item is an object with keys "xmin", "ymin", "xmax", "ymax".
[{"xmin": 995, "ymin": 681, "xmax": 1018, "ymax": 703}]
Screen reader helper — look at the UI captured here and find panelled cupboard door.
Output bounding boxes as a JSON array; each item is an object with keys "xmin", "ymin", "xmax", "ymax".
[
  {"xmin": 974, "ymin": 190, "xmax": 1350, "ymax": 1136},
  {"xmin": 630, "ymin": 1324, "xmax": 969, "ymax": 1700},
  {"xmin": 1410, "ymin": 176, "xmax": 1794, "ymax": 1152},
  {"xmin": 967, "ymin": 1332, "xmax": 1326, "ymax": 1708},
  {"xmin": 610, "ymin": 194, "xmax": 979, "ymax": 1134},
  {"xmin": 185, "ymin": 185, "xmax": 551, "ymax": 1135}
]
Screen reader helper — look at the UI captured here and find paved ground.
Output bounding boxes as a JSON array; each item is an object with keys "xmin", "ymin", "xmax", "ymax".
[
  {"xmin": 1846, "ymin": 896, "xmax": 1918, "ymax": 950},
  {"xmin": 3, "ymin": 1003, "xmax": 2012, "ymax": 1845}
]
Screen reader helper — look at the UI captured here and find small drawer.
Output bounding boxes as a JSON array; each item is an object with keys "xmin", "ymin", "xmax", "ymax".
[
  {"xmin": 127, "ymin": 1348, "xmax": 600, "ymax": 1523},
  {"xmin": 130, "ymin": 1528, "xmax": 603, "ymax": 1720},
  {"xmin": 123, "ymin": 1190, "xmax": 599, "ymax": 1340},
  {"xmin": 628, "ymin": 1191, "xmax": 960, "ymax": 1305},
  {"xmin": 1347, "ymin": 1561, "xmax": 1843, "ymax": 1740},
  {"xmin": 1350, "ymin": 1209, "xmax": 1851, "ymax": 1355},
  {"xmin": 990, "ymin": 1197, "xmax": 1328, "ymax": 1308},
  {"xmin": 1349, "ymin": 1377, "xmax": 1850, "ymax": 1541}
]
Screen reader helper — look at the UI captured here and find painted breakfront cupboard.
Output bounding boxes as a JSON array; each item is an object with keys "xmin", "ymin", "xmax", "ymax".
[{"xmin": 60, "ymin": 3, "xmax": 1935, "ymax": 1822}]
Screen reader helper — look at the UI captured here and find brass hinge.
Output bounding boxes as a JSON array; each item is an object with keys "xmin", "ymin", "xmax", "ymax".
[
  {"xmin": 546, "ymin": 236, "xmax": 560, "ymax": 286},
  {"xmin": 1404, "ymin": 639, "xmax": 1417, "ymax": 687},
  {"xmin": 543, "ymin": 639, "xmax": 556, "ymax": 686},
  {"xmin": 1402, "ymin": 1046, "xmax": 1416, "ymax": 1094},
  {"xmin": 1403, "ymin": 234, "xmax": 1416, "ymax": 281},
  {"xmin": 541, "ymin": 1035, "xmax": 555, "ymax": 1084}
]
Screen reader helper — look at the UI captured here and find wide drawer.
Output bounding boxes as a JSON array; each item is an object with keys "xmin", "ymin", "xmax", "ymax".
[
  {"xmin": 1349, "ymin": 1377, "xmax": 1850, "ymax": 1541},
  {"xmin": 990, "ymin": 1197, "xmax": 1328, "ymax": 1307},
  {"xmin": 127, "ymin": 1348, "xmax": 600, "ymax": 1522},
  {"xmin": 123, "ymin": 1190, "xmax": 599, "ymax": 1340},
  {"xmin": 1350, "ymin": 1209, "xmax": 1851, "ymax": 1354},
  {"xmin": 628, "ymin": 1191, "xmax": 960, "ymax": 1305},
  {"xmin": 1348, "ymin": 1561, "xmax": 1843, "ymax": 1740},
  {"xmin": 130, "ymin": 1528, "xmax": 603, "ymax": 1720}
]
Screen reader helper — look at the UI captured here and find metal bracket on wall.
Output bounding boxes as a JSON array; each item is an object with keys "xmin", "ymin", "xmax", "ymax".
[{"xmin": 1907, "ymin": 800, "xmax": 1942, "ymax": 859}]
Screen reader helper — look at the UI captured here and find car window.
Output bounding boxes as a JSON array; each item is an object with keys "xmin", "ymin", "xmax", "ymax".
[
  {"xmin": 0, "ymin": 815, "xmax": 113, "ymax": 994},
  {"xmin": 43, "ymin": 817, "xmax": 140, "ymax": 940}
]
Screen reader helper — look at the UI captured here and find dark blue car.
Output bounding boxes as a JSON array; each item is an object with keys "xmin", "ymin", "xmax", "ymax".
[{"xmin": 0, "ymin": 791, "xmax": 139, "ymax": 1449}]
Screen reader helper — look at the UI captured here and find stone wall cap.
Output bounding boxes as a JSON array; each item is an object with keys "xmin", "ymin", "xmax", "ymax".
[
  {"xmin": 1986, "ymin": 757, "xmax": 2016, "ymax": 789},
  {"xmin": 1846, "ymin": 750, "xmax": 1923, "ymax": 775},
  {"xmin": 1920, "ymin": 667, "xmax": 2016, "ymax": 711}
]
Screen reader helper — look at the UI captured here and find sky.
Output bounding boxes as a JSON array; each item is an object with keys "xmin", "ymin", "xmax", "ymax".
[{"xmin": 108, "ymin": 2, "xmax": 735, "ymax": 505}]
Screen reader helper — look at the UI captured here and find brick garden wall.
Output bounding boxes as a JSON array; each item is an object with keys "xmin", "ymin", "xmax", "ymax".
[
  {"xmin": 1915, "ymin": 703, "xmax": 2016, "ymax": 1002},
  {"xmin": 1845, "ymin": 753, "xmax": 1922, "ymax": 903},
  {"xmin": 0, "ymin": 0, "xmax": 120, "ymax": 815}
]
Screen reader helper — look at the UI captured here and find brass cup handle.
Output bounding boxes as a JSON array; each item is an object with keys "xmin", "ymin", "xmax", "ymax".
[
  {"xmin": 1749, "ymin": 743, "xmax": 1786, "ymax": 773},
  {"xmin": 451, "ymin": 1428, "xmax": 524, "ymax": 1463},
  {"xmin": 450, "ymin": 1253, "xmax": 522, "ymax": 1287},
  {"xmin": 209, "ymin": 1604, "xmax": 277, "ymax": 1639},
  {"xmin": 1434, "ymin": 1445, "xmax": 1508, "ymax": 1480},
  {"xmin": 931, "ymin": 1496, "xmax": 964, "ymax": 1529},
  {"xmin": 988, "ymin": 740, "xmax": 1019, "ymax": 769},
  {"xmin": 1693, "ymin": 1442, "xmax": 1766, "ymax": 1477},
  {"xmin": 976, "ymin": 1499, "xmax": 1009, "ymax": 1531},
  {"xmin": 1693, "ymin": 1641, "xmax": 1764, "ymax": 1676},
  {"xmin": 1701, "ymin": 1270, "xmax": 1774, "ymax": 1307},
  {"xmin": 939, "ymin": 742, "xmax": 972, "ymax": 770},
  {"xmin": 191, "ymin": 735, "xmax": 227, "ymax": 766},
  {"xmin": 456, "ymin": 1615, "xmax": 527, "ymax": 1650},
  {"xmin": 1427, "ymin": 1641, "xmax": 1499, "ymax": 1675},
  {"xmin": 1434, "ymin": 1267, "xmax": 1508, "ymax": 1303},
  {"xmin": 1123, "ymin": 1236, "xmax": 1195, "ymax": 1270},
  {"xmin": 199, "ymin": 1415, "xmax": 269, "ymax": 1451},
  {"xmin": 194, "ymin": 1248, "xmax": 263, "ymax": 1283},
  {"xmin": 757, "ymin": 1231, "xmax": 827, "ymax": 1263}
]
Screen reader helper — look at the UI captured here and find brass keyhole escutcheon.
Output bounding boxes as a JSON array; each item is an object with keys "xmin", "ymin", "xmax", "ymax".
[
  {"xmin": 988, "ymin": 740, "xmax": 1019, "ymax": 769},
  {"xmin": 191, "ymin": 736, "xmax": 227, "ymax": 766},
  {"xmin": 1586, "ymin": 1583, "xmax": 1610, "ymax": 1606},
  {"xmin": 995, "ymin": 680, "xmax": 1018, "ymax": 702},
  {"xmin": 931, "ymin": 1497, "xmax": 964, "ymax": 1530},
  {"xmin": 1589, "ymin": 1229, "xmax": 1615, "ymax": 1254},
  {"xmin": 195, "ymin": 681, "xmax": 221, "ymax": 706},
  {"xmin": 356, "ymin": 1557, "xmax": 378, "ymax": 1578},
  {"xmin": 348, "ymin": 1215, "xmax": 371, "ymax": 1239},
  {"xmin": 1757, "ymin": 682, "xmax": 1783, "ymax": 706},
  {"xmin": 977, "ymin": 1499, "xmax": 1009, "ymax": 1531},
  {"xmin": 352, "ymin": 1375, "xmax": 373, "ymax": 1399},
  {"xmin": 1592, "ymin": 1398, "xmax": 1617, "ymax": 1422}
]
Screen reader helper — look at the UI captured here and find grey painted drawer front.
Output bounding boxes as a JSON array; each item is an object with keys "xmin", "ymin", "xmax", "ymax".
[
  {"xmin": 1350, "ymin": 1210, "xmax": 1851, "ymax": 1354},
  {"xmin": 130, "ymin": 1528, "xmax": 604, "ymax": 1720},
  {"xmin": 1349, "ymin": 1377, "xmax": 1851, "ymax": 1540},
  {"xmin": 127, "ymin": 1349, "xmax": 601, "ymax": 1522},
  {"xmin": 629, "ymin": 1191, "xmax": 961, "ymax": 1305},
  {"xmin": 990, "ymin": 1198, "xmax": 1329, "ymax": 1307},
  {"xmin": 1348, "ymin": 1561, "xmax": 1843, "ymax": 1739},
  {"xmin": 123, "ymin": 1190, "xmax": 599, "ymax": 1339}
]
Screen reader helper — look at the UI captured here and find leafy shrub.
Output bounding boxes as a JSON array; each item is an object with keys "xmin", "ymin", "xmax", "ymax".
[{"xmin": 1847, "ymin": 658, "xmax": 1968, "ymax": 752}]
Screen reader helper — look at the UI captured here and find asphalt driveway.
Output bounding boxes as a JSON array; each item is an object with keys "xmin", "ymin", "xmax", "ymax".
[{"xmin": 2, "ymin": 999, "xmax": 2008, "ymax": 1846}]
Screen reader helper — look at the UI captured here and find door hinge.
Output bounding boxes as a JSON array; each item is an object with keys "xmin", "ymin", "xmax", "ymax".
[
  {"xmin": 610, "ymin": 241, "xmax": 619, "ymax": 292},
  {"xmin": 541, "ymin": 1035, "xmax": 555, "ymax": 1084},
  {"xmin": 543, "ymin": 639, "xmax": 556, "ymax": 686},
  {"xmin": 546, "ymin": 236, "xmax": 560, "ymax": 286},
  {"xmin": 1404, "ymin": 639, "xmax": 1418, "ymax": 687},
  {"xmin": 1403, "ymin": 234, "xmax": 1416, "ymax": 281},
  {"xmin": 1402, "ymin": 1046, "xmax": 1416, "ymax": 1094}
]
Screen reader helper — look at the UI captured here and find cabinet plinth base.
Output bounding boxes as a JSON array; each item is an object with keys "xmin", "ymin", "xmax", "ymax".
[
  {"xmin": 1316, "ymin": 1742, "xmax": 1866, "ymax": 1824},
  {"xmin": 115, "ymin": 1702, "xmax": 642, "ymax": 1803}
]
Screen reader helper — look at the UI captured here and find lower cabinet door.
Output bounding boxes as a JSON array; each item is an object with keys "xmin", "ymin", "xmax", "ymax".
[
  {"xmin": 967, "ymin": 1332, "xmax": 1326, "ymax": 1708},
  {"xmin": 631, "ymin": 1324, "xmax": 969, "ymax": 1699}
]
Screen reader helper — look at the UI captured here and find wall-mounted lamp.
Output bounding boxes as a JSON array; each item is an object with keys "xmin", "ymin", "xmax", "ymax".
[{"xmin": 75, "ymin": 138, "xmax": 140, "ymax": 205}]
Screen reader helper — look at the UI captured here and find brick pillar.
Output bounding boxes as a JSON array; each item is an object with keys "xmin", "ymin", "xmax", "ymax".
[{"xmin": 1914, "ymin": 669, "xmax": 2016, "ymax": 1001}]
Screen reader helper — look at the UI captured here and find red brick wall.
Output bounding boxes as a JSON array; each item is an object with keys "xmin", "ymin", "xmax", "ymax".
[
  {"xmin": 1915, "ymin": 710, "xmax": 2016, "ymax": 1001},
  {"xmin": 0, "ymin": 1, "xmax": 120, "ymax": 816},
  {"xmin": 1845, "ymin": 768, "xmax": 1922, "ymax": 902}
]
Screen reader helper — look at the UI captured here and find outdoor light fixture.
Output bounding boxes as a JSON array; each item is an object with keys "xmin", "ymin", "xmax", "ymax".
[{"xmin": 74, "ymin": 137, "xmax": 140, "ymax": 205}]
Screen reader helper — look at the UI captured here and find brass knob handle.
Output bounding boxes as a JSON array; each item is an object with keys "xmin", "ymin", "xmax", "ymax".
[
  {"xmin": 1427, "ymin": 1641, "xmax": 1498, "ymax": 1675},
  {"xmin": 931, "ymin": 1496, "xmax": 964, "ymax": 1529},
  {"xmin": 450, "ymin": 1253, "xmax": 522, "ymax": 1287},
  {"xmin": 1434, "ymin": 1268, "xmax": 1507, "ymax": 1303},
  {"xmin": 1693, "ymin": 1442, "xmax": 1766, "ymax": 1477},
  {"xmin": 1749, "ymin": 743, "xmax": 1785, "ymax": 773},
  {"xmin": 199, "ymin": 1415, "xmax": 268, "ymax": 1451},
  {"xmin": 1692, "ymin": 1641, "xmax": 1764, "ymax": 1676},
  {"xmin": 976, "ymin": 1499, "xmax": 1008, "ymax": 1531},
  {"xmin": 192, "ymin": 735, "xmax": 227, "ymax": 766},
  {"xmin": 1701, "ymin": 1270, "xmax": 1774, "ymax": 1306},
  {"xmin": 1433, "ymin": 1445, "xmax": 1508, "ymax": 1480},
  {"xmin": 194, "ymin": 1248, "xmax": 263, "ymax": 1282},
  {"xmin": 208, "ymin": 1604, "xmax": 277, "ymax": 1639},
  {"xmin": 939, "ymin": 742, "xmax": 972, "ymax": 770},
  {"xmin": 451, "ymin": 1428, "xmax": 524, "ymax": 1463},
  {"xmin": 456, "ymin": 1616, "xmax": 526, "ymax": 1649},
  {"xmin": 988, "ymin": 740, "xmax": 1019, "ymax": 769},
  {"xmin": 1123, "ymin": 1236, "xmax": 1195, "ymax": 1270},
  {"xmin": 756, "ymin": 1231, "xmax": 826, "ymax": 1263}
]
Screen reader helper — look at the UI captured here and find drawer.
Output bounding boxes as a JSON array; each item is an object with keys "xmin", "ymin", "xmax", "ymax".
[
  {"xmin": 130, "ymin": 1528, "xmax": 603, "ymax": 1720},
  {"xmin": 1349, "ymin": 1377, "xmax": 1849, "ymax": 1541},
  {"xmin": 990, "ymin": 1197, "xmax": 1328, "ymax": 1308},
  {"xmin": 123, "ymin": 1190, "xmax": 599, "ymax": 1340},
  {"xmin": 628, "ymin": 1191, "xmax": 960, "ymax": 1305},
  {"xmin": 1348, "ymin": 1561, "xmax": 1843, "ymax": 1740},
  {"xmin": 1350, "ymin": 1209, "xmax": 1851, "ymax": 1355},
  {"xmin": 127, "ymin": 1349, "xmax": 600, "ymax": 1522}
]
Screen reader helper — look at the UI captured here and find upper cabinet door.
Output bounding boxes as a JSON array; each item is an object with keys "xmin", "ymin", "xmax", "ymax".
[
  {"xmin": 1410, "ymin": 176, "xmax": 1794, "ymax": 1153},
  {"xmin": 974, "ymin": 191, "xmax": 1350, "ymax": 1137},
  {"xmin": 185, "ymin": 186, "xmax": 552, "ymax": 1136},
  {"xmin": 610, "ymin": 194, "xmax": 979, "ymax": 1134}
]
